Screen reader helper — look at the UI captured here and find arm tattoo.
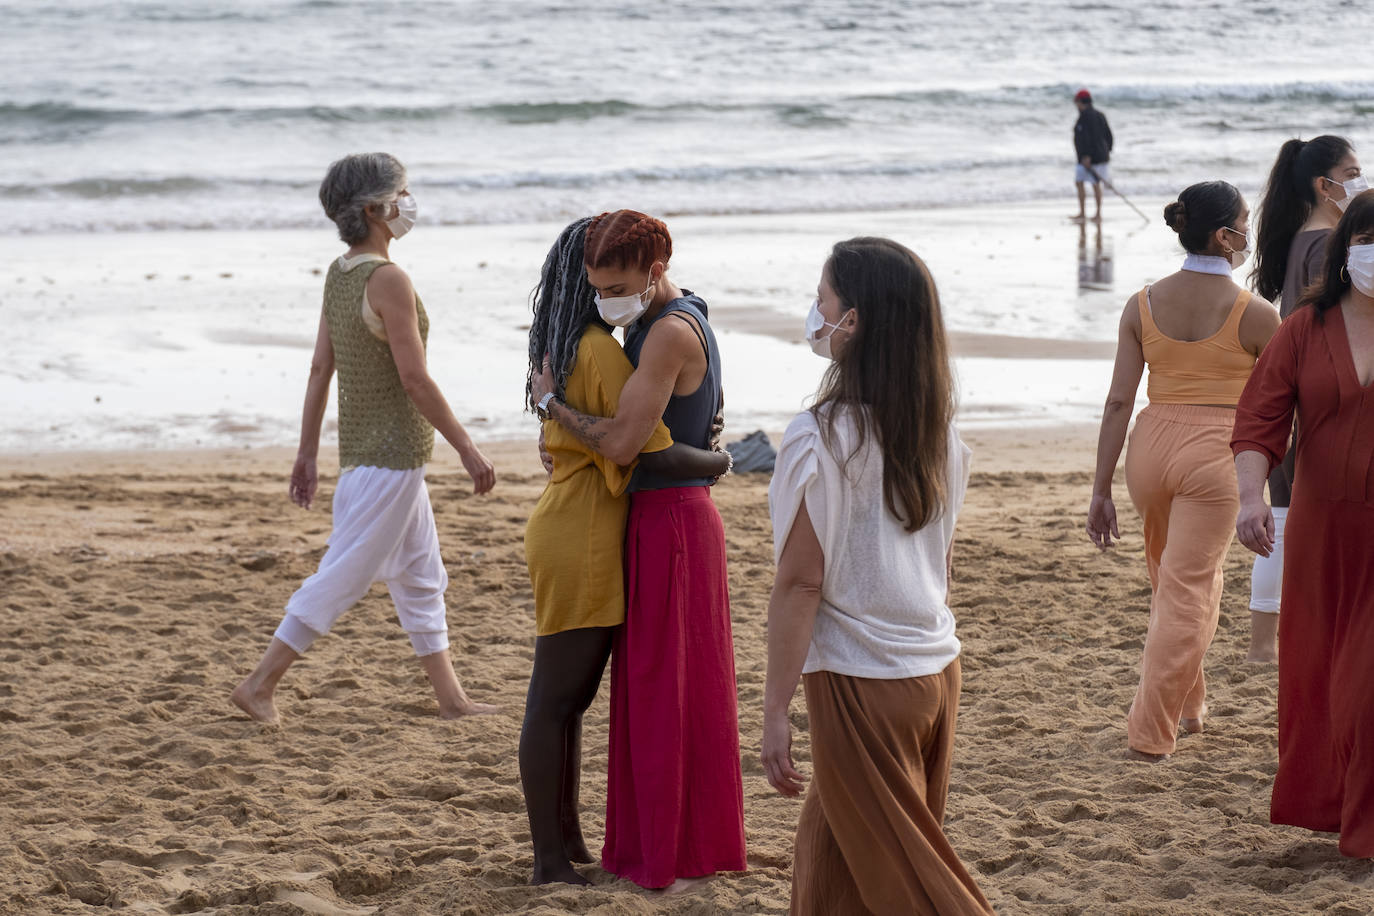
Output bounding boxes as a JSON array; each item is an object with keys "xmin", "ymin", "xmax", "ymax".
[{"xmin": 551, "ymin": 399, "xmax": 609, "ymax": 451}]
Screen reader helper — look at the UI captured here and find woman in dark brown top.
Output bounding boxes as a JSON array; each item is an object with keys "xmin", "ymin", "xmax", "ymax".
[{"xmin": 1247, "ymin": 135, "xmax": 1365, "ymax": 662}]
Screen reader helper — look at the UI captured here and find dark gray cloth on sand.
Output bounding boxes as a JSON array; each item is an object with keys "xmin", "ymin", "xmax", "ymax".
[{"xmin": 726, "ymin": 430, "xmax": 776, "ymax": 473}]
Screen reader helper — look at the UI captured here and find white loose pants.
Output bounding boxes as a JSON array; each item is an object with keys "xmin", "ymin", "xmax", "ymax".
[
  {"xmin": 1249, "ymin": 506, "xmax": 1288, "ymax": 613},
  {"xmin": 274, "ymin": 465, "xmax": 450, "ymax": 656}
]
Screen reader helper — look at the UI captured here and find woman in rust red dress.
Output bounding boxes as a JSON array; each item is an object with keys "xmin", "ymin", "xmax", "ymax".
[{"xmin": 1233, "ymin": 188, "xmax": 1374, "ymax": 859}]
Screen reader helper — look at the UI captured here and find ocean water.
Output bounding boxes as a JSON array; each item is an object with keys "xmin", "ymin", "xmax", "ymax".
[{"xmin": 3, "ymin": 0, "xmax": 1371, "ymax": 234}]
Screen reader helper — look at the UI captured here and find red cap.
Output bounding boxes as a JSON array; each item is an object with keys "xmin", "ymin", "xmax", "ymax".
[{"xmin": 1074, "ymin": 89, "xmax": 1092, "ymax": 102}]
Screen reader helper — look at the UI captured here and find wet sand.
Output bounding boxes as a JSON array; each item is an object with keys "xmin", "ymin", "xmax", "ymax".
[
  {"xmin": 3, "ymin": 200, "xmax": 1170, "ymax": 452},
  {"xmin": 3, "ymin": 434, "xmax": 1372, "ymax": 914}
]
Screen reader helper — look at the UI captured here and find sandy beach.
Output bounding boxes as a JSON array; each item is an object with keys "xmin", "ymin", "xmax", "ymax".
[
  {"xmin": 3, "ymin": 432, "xmax": 1371, "ymax": 915},
  {"xmin": 9, "ymin": 1, "xmax": 1374, "ymax": 911}
]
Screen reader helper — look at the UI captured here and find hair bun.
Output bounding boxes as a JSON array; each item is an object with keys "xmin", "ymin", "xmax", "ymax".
[{"xmin": 1163, "ymin": 200, "xmax": 1188, "ymax": 233}]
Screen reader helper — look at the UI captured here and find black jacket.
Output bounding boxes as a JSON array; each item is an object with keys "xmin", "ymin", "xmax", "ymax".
[{"xmin": 1074, "ymin": 107, "xmax": 1113, "ymax": 164}]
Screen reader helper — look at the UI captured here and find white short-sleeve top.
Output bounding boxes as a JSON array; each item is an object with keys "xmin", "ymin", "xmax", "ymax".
[{"xmin": 768, "ymin": 405, "xmax": 972, "ymax": 679}]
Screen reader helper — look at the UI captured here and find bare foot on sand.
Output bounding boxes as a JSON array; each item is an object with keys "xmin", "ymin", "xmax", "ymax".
[
  {"xmin": 1246, "ymin": 649, "xmax": 1278, "ymax": 664},
  {"xmin": 562, "ymin": 830, "xmax": 595, "ymax": 865},
  {"xmin": 439, "ymin": 700, "xmax": 501, "ymax": 719},
  {"xmin": 230, "ymin": 680, "xmax": 280, "ymax": 724},
  {"xmin": 422, "ymin": 650, "xmax": 500, "ymax": 719},
  {"xmin": 1179, "ymin": 705, "xmax": 1207, "ymax": 735},
  {"xmin": 663, "ymin": 876, "xmax": 714, "ymax": 895},
  {"xmin": 1125, "ymin": 748, "xmax": 1170, "ymax": 763},
  {"xmin": 530, "ymin": 864, "xmax": 589, "ymax": 886}
]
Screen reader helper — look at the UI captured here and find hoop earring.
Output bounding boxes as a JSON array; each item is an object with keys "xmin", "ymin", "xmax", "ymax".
[{"xmin": 1341, "ymin": 265, "xmax": 1350, "ymax": 283}]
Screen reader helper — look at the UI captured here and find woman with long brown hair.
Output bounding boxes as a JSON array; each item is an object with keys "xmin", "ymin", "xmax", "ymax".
[{"xmin": 761, "ymin": 237, "xmax": 992, "ymax": 915}]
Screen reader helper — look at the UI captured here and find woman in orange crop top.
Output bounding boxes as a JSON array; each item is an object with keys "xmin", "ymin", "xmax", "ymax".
[{"xmin": 1086, "ymin": 180, "xmax": 1280, "ymax": 761}]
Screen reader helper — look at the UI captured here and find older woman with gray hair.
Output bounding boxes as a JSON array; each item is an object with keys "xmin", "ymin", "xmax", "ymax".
[{"xmin": 231, "ymin": 152, "xmax": 497, "ymax": 724}]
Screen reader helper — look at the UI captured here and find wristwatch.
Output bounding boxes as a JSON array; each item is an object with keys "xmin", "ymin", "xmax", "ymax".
[{"xmin": 536, "ymin": 391, "xmax": 558, "ymax": 419}]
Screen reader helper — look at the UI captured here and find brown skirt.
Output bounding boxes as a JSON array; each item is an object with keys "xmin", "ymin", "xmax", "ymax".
[{"xmin": 792, "ymin": 661, "xmax": 994, "ymax": 916}]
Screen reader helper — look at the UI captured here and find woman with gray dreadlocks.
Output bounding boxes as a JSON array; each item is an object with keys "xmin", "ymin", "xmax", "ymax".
[{"xmin": 519, "ymin": 218, "xmax": 729, "ymax": 886}]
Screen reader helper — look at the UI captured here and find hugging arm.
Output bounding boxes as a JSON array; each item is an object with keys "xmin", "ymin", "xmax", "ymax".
[
  {"xmin": 638, "ymin": 442, "xmax": 730, "ymax": 480},
  {"xmin": 533, "ymin": 318, "xmax": 696, "ymax": 465}
]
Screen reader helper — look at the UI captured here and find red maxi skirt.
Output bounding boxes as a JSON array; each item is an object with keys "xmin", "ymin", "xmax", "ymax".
[
  {"xmin": 602, "ymin": 486, "xmax": 747, "ymax": 887},
  {"xmin": 1271, "ymin": 495, "xmax": 1374, "ymax": 857}
]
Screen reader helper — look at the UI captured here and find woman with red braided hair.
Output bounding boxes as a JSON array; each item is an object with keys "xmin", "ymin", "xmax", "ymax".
[
  {"xmin": 532, "ymin": 209, "xmax": 746, "ymax": 891},
  {"xmin": 521, "ymin": 218, "xmax": 729, "ymax": 886}
]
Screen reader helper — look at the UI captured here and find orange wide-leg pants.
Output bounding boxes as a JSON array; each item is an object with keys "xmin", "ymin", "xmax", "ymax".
[{"xmin": 1123, "ymin": 404, "xmax": 1238, "ymax": 756}]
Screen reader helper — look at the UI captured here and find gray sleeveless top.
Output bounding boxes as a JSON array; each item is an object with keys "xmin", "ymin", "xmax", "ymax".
[{"xmin": 624, "ymin": 291, "xmax": 721, "ymax": 491}]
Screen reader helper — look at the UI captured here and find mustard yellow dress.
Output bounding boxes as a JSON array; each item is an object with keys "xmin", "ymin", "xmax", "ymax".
[{"xmin": 525, "ymin": 325, "xmax": 672, "ymax": 635}]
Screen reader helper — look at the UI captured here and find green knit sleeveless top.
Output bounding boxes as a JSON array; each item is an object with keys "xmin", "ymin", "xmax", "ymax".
[{"xmin": 323, "ymin": 258, "xmax": 434, "ymax": 470}]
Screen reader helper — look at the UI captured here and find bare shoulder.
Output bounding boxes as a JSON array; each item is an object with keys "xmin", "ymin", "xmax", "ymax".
[
  {"xmin": 366, "ymin": 263, "xmax": 414, "ymax": 310},
  {"xmin": 1241, "ymin": 292, "xmax": 1282, "ymax": 337},
  {"xmin": 1119, "ymin": 291, "xmax": 1142, "ymax": 328},
  {"xmin": 368, "ymin": 262, "xmax": 413, "ymax": 294},
  {"xmin": 643, "ymin": 309, "xmax": 701, "ymax": 355},
  {"xmin": 1243, "ymin": 291, "xmax": 1280, "ymax": 319}
]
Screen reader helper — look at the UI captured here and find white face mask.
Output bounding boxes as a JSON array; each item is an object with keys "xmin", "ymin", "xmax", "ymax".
[
  {"xmin": 594, "ymin": 273, "xmax": 654, "ymax": 327},
  {"xmin": 1324, "ymin": 175, "xmax": 1369, "ymax": 213},
  {"xmin": 805, "ymin": 298, "xmax": 849, "ymax": 359},
  {"xmin": 1221, "ymin": 225, "xmax": 1250, "ymax": 270},
  {"xmin": 1347, "ymin": 243, "xmax": 1374, "ymax": 297},
  {"xmin": 385, "ymin": 193, "xmax": 417, "ymax": 239}
]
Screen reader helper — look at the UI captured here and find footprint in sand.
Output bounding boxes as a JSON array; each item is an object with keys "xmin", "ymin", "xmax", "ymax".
[
  {"xmin": 1050, "ymin": 801, "xmax": 1105, "ymax": 823},
  {"xmin": 48, "ymin": 860, "xmax": 114, "ymax": 907}
]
